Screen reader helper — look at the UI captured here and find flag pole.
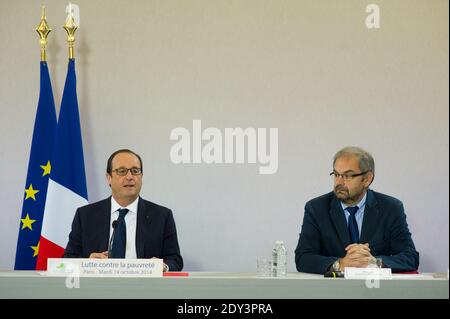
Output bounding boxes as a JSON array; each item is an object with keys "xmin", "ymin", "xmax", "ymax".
[
  {"xmin": 36, "ymin": 6, "xmax": 51, "ymax": 61},
  {"xmin": 15, "ymin": 7, "xmax": 57, "ymax": 270},
  {"xmin": 63, "ymin": 6, "xmax": 78, "ymax": 60}
]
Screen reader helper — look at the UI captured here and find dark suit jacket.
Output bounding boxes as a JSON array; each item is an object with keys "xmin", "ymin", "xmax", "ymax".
[
  {"xmin": 63, "ymin": 196, "xmax": 183, "ymax": 271},
  {"xmin": 295, "ymin": 190, "xmax": 419, "ymax": 274}
]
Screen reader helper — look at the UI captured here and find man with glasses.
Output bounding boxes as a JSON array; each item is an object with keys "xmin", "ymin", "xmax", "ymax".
[
  {"xmin": 64, "ymin": 149, "xmax": 183, "ymax": 271},
  {"xmin": 295, "ymin": 146, "xmax": 419, "ymax": 274}
]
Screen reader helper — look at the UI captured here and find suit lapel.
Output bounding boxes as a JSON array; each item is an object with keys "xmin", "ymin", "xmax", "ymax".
[
  {"xmin": 135, "ymin": 197, "xmax": 151, "ymax": 258},
  {"xmin": 360, "ymin": 190, "xmax": 378, "ymax": 243},
  {"xmin": 100, "ymin": 197, "xmax": 112, "ymax": 252},
  {"xmin": 329, "ymin": 196, "xmax": 351, "ymax": 247}
]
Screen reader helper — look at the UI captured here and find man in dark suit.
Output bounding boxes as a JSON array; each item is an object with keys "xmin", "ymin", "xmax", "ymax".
[
  {"xmin": 295, "ymin": 146, "xmax": 419, "ymax": 274},
  {"xmin": 64, "ymin": 149, "xmax": 183, "ymax": 271}
]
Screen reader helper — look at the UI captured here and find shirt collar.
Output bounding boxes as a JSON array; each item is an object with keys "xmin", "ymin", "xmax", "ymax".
[
  {"xmin": 111, "ymin": 196, "xmax": 139, "ymax": 215},
  {"xmin": 341, "ymin": 191, "xmax": 367, "ymax": 212}
]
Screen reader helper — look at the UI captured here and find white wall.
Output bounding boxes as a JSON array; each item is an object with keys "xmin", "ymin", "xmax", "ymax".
[{"xmin": 0, "ymin": 0, "xmax": 448, "ymax": 272}]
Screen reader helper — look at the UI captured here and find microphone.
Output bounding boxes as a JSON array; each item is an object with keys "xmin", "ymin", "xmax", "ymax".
[
  {"xmin": 108, "ymin": 220, "xmax": 118, "ymax": 258},
  {"xmin": 324, "ymin": 270, "xmax": 344, "ymax": 278}
]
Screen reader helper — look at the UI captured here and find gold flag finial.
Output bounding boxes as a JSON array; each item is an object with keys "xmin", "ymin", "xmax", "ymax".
[
  {"xmin": 36, "ymin": 6, "xmax": 51, "ymax": 61},
  {"xmin": 63, "ymin": 5, "xmax": 78, "ymax": 60}
]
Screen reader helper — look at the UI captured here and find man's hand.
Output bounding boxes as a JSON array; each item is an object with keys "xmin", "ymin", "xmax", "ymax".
[
  {"xmin": 89, "ymin": 251, "xmax": 109, "ymax": 259},
  {"xmin": 339, "ymin": 243, "xmax": 375, "ymax": 270},
  {"xmin": 150, "ymin": 257, "xmax": 169, "ymax": 272}
]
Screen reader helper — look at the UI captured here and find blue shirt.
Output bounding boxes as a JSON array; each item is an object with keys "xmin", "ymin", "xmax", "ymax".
[{"xmin": 340, "ymin": 192, "xmax": 367, "ymax": 238}]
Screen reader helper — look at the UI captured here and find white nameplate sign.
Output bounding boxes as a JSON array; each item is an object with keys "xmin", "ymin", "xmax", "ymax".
[
  {"xmin": 47, "ymin": 258, "xmax": 163, "ymax": 277},
  {"xmin": 344, "ymin": 267, "xmax": 392, "ymax": 280}
]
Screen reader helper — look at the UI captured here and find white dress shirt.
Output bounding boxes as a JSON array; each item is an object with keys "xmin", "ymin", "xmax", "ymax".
[
  {"xmin": 340, "ymin": 192, "xmax": 367, "ymax": 239},
  {"xmin": 110, "ymin": 196, "xmax": 138, "ymax": 259}
]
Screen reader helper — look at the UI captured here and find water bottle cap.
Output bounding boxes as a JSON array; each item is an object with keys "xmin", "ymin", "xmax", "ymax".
[{"xmin": 275, "ymin": 240, "xmax": 284, "ymax": 244}]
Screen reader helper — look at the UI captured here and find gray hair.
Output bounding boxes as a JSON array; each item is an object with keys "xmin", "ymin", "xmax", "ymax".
[{"xmin": 333, "ymin": 146, "xmax": 375, "ymax": 174}]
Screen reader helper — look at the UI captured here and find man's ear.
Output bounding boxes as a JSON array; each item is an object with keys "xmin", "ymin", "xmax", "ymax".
[
  {"xmin": 106, "ymin": 173, "xmax": 112, "ymax": 187},
  {"xmin": 365, "ymin": 171, "xmax": 374, "ymax": 187}
]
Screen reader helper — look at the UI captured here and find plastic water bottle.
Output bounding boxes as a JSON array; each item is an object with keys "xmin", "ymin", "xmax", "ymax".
[{"xmin": 272, "ymin": 240, "xmax": 287, "ymax": 277}]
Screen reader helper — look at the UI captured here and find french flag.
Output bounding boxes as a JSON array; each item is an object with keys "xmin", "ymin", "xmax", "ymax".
[{"xmin": 36, "ymin": 59, "xmax": 88, "ymax": 270}]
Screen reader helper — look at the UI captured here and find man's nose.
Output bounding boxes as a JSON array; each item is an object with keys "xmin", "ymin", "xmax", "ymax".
[
  {"xmin": 125, "ymin": 170, "xmax": 134, "ymax": 178},
  {"xmin": 335, "ymin": 176, "xmax": 345, "ymax": 185}
]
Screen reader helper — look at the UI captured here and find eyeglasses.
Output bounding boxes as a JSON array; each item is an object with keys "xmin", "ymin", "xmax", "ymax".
[
  {"xmin": 112, "ymin": 167, "xmax": 142, "ymax": 176},
  {"xmin": 330, "ymin": 171, "xmax": 367, "ymax": 181}
]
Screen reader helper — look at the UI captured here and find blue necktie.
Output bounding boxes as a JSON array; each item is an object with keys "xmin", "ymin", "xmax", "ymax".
[
  {"xmin": 111, "ymin": 208, "xmax": 129, "ymax": 258},
  {"xmin": 346, "ymin": 206, "xmax": 359, "ymax": 244}
]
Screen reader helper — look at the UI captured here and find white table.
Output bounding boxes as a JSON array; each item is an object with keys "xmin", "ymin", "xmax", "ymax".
[{"xmin": 0, "ymin": 271, "xmax": 447, "ymax": 299}]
